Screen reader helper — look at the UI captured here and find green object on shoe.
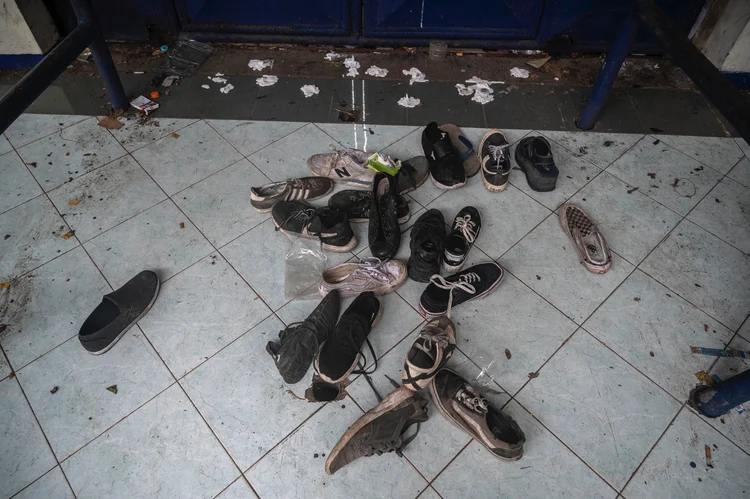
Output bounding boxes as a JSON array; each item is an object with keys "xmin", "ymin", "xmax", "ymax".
[{"xmin": 367, "ymin": 152, "xmax": 402, "ymax": 176}]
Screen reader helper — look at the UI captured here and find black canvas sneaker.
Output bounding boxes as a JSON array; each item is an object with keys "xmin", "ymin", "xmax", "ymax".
[
  {"xmin": 368, "ymin": 173, "xmax": 401, "ymax": 260},
  {"xmin": 266, "ymin": 290, "xmax": 340, "ymax": 384},
  {"xmin": 250, "ymin": 177, "xmax": 333, "ymax": 213},
  {"xmin": 272, "ymin": 200, "xmax": 356, "ymax": 252},
  {"xmin": 419, "ymin": 262, "xmax": 504, "ymax": 318},
  {"xmin": 326, "ymin": 386, "xmax": 428, "ymax": 474},
  {"xmin": 514, "ymin": 136, "xmax": 559, "ymax": 192},
  {"xmin": 443, "ymin": 207, "xmax": 481, "ymax": 273},
  {"xmin": 328, "ymin": 190, "xmax": 410, "ymax": 224},
  {"xmin": 408, "ymin": 209, "xmax": 446, "ymax": 283},
  {"xmin": 316, "ymin": 292, "xmax": 382, "ymax": 384},
  {"xmin": 421, "ymin": 122, "xmax": 466, "ymax": 189},
  {"xmin": 478, "ymin": 129, "xmax": 512, "ymax": 192}
]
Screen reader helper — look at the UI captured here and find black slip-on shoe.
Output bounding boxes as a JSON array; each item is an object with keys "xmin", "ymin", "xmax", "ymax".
[
  {"xmin": 78, "ymin": 270, "xmax": 160, "ymax": 354},
  {"xmin": 421, "ymin": 122, "xmax": 466, "ymax": 190},
  {"xmin": 329, "ymin": 190, "xmax": 410, "ymax": 224},
  {"xmin": 369, "ymin": 173, "xmax": 401, "ymax": 260},
  {"xmin": 443, "ymin": 207, "xmax": 481, "ymax": 273},
  {"xmin": 514, "ymin": 136, "xmax": 559, "ymax": 192},
  {"xmin": 408, "ymin": 209, "xmax": 446, "ymax": 283}
]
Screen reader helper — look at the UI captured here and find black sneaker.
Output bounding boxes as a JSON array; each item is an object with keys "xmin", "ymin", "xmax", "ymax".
[
  {"xmin": 326, "ymin": 386, "xmax": 428, "ymax": 474},
  {"xmin": 478, "ymin": 129, "xmax": 511, "ymax": 192},
  {"xmin": 368, "ymin": 173, "xmax": 401, "ymax": 260},
  {"xmin": 419, "ymin": 262, "xmax": 504, "ymax": 318},
  {"xmin": 408, "ymin": 209, "xmax": 446, "ymax": 283},
  {"xmin": 328, "ymin": 190, "xmax": 410, "ymax": 224},
  {"xmin": 78, "ymin": 270, "xmax": 160, "ymax": 354},
  {"xmin": 514, "ymin": 136, "xmax": 559, "ymax": 192},
  {"xmin": 394, "ymin": 156, "xmax": 429, "ymax": 194},
  {"xmin": 316, "ymin": 292, "xmax": 382, "ymax": 384},
  {"xmin": 266, "ymin": 290, "xmax": 340, "ymax": 384},
  {"xmin": 272, "ymin": 200, "xmax": 356, "ymax": 252},
  {"xmin": 443, "ymin": 207, "xmax": 481, "ymax": 273},
  {"xmin": 421, "ymin": 122, "xmax": 466, "ymax": 190}
]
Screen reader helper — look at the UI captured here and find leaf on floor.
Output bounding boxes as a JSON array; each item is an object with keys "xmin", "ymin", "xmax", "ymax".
[
  {"xmin": 649, "ymin": 351, "xmax": 655, "ymax": 357},
  {"xmin": 98, "ymin": 116, "xmax": 123, "ymax": 130},
  {"xmin": 106, "ymin": 385, "xmax": 118, "ymax": 394},
  {"xmin": 50, "ymin": 386, "xmax": 59, "ymax": 394},
  {"xmin": 179, "ymin": 222, "xmax": 185, "ymax": 229},
  {"xmin": 703, "ymin": 324, "xmax": 709, "ymax": 332},
  {"xmin": 633, "ymin": 297, "xmax": 641, "ymax": 302},
  {"xmin": 0, "ymin": 281, "xmax": 10, "ymax": 289},
  {"xmin": 171, "ymin": 132, "xmax": 180, "ymax": 139},
  {"xmin": 528, "ymin": 372, "xmax": 539, "ymax": 379},
  {"xmin": 69, "ymin": 199, "xmax": 80, "ymax": 206},
  {"xmin": 505, "ymin": 348, "xmax": 512, "ymax": 359},
  {"xmin": 61, "ymin": 230, "xmax": 75, "ymax": 240}
]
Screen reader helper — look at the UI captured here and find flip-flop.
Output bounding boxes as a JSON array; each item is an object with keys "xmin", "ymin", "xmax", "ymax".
[
  {"xmin": 559, "ymin": 203, "xmax": 612, "ymax": 274},
  {"xmin": 439, "ymin": 124, "xmax": 481, "ymax": 177}
]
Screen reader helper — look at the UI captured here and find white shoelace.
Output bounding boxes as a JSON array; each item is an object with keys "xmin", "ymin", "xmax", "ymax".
[
  {"xmin": 429, "ymin": 272, "xmax": 480, "ymax": 318},
  {"xmin": 457, "ymin": 388, "xmax": 488, "ymax": 415},
  {"xmin": 487, "ymin": 144, "xmax": 510, "ymax": 167},
  {"xmin": 413, "ymin": 324, "xmax": 452, "ymax": 360},
  {"xmin": 351, "ymin": 258, "xmax": 391, "ymax": 284},
  {"xmin": 453, "ymin": 215, "xmax": 477, "ymax": 244},
  {"xmin": 328, "ymin": 144, "xmax": 363, "ymax": 165}
]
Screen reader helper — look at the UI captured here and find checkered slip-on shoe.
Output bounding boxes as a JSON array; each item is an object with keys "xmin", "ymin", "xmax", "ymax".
[{"xmin": 559, "ymin": 203, "xmax": 612, "ymax": 274}]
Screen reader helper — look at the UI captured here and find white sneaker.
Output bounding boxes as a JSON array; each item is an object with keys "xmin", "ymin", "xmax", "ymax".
[
  {"xmin": 319, "ymin": 258, "xmax": 407, "ymax": 297},
  {"xmin": 308, "ymin": 146, "xmax": 375, "ymax": 188}
]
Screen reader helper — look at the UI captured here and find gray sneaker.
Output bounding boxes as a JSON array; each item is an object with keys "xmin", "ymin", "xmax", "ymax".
[
  {"xmin": 250, "ymin": 177, "xmax": 333, "ymax": 213},
  {"xmin": 326, "ymin": 386, "xmax": 428, "ymax": 474},
  {"xmin": 319, "ymin": 258, "xmax": 407, "ymax": 297},
  {"xmin": 308, "ymin": 146, "xmax": 375, "ymax": 188}
]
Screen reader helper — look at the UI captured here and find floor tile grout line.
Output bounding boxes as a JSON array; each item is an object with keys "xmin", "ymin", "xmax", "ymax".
[
  {"xmin": 211, "ymin": 475, "xmax": 256, "ymax": 499},
  {"xmin": 5, "ymin": 115, "xmax": 90, "ymax": 151},
  {"xmin": 540, "ymin": 130, "xmax": 646, "ymax": 171},
  {"xmin": 7, "ymin": 462, "xmax": 76, "ymax": 499},
  {"xmin": 424, "ymin": 440, "xmax": 472, "ymax": 495},
  {"xmin": 203, "ymin": 118, "xmax": 307, "ymax": 166}
]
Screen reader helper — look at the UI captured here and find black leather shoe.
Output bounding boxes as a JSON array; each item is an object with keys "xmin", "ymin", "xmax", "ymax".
[
  {"xmin": 78, "ymin": 270, "xmax": 160, "ymax": 354},
  {"xmin": 408, "ymin": 209, "xmax": 446, "ymax": 282},
  {"xmin": 368, "ymin": 173, "xmax": 401, "ymax": 259},
  {"xmin": 421, "ymin": 122, "xmax": 466, "ymax": 190}
]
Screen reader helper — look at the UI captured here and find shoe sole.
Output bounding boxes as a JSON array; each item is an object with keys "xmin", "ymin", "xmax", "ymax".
[
  {"xmin": 88, "ymin": 279, "xmax": 161, "ymax": 355},
  {"xmin": 315, "ymin": 304, "xmax": 384, "ymax": 384},
  {"xmin": 481, "ymin": 174, "xmax": 508, "ymax": 192},
  {"xmin": 272, "ymin": 220, "xmax": 358, "ymax": 253},
  {"xmin": 442, "ymin": 260, "xmax": 466, "ymax": 274},
  {"xmin": 325, "ymin": 385, "xmax": 415, "ymax": 474},
  {"xmin": 418, "ymin": 267, "xmax": 504, "ymax": 319},
  {"xmin": 428, "ymin": 373, "xmax": 523, "ymax": 462},
  {"xmin": 430, "ymin": 173, "xmax": 466, "ymax": 190}
]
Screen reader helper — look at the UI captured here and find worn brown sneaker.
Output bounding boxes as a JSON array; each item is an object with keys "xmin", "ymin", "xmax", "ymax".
[
  {"xmin": 429, "ymin": 368, "xmax": 525, "ymax": 460},
  {"xmin": 325, "ymin": 386, "xmax": 428, "ymax": 474},
  {"xmin": 319, "ymin": 258, "xmax": 407, "ymax": 298},
  {"xmin": 402, "ymin": 317, "xmax": 456, "ymax": 391}
]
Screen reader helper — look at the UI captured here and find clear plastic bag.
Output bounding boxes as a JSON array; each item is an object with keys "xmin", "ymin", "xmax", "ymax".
[
  {"xmin": 284, "ymin": 236, "xmax": 327, "ymax": 301},
  {"xmin": 162, "ymin": 38, "xmax": 213, "ymax": 77}
]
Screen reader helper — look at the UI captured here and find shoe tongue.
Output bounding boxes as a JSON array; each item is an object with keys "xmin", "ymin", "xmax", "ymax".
[{"xmin": 413, "ymin": 339, "xmax": 437, "ymax": 362}]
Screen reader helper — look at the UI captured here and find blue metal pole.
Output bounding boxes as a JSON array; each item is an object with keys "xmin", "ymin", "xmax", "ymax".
[
  {"xmin": 576, "ymin": 13, "xmax": 638, "ymax": 131},
  {"xmin": 690, "ymin": 369, "xmax": 750, "ymax": 418}
]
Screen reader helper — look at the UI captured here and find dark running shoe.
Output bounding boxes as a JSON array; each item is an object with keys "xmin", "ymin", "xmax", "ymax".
[
  {"xmin": 421, "ymin": 122, "xmax": 466, "ymax": 190},
  {"xmin": 514, "ymin": 136, "xmax": 559, "ymax": 192},
  {"xmin": 478, "ymin": 129, "xmax": 512, "ymax": 192},
  {"xmin": 316, "ymin": 292, "xmax": 382, "ymax": 384},
  {"xmin": 443, "ymin": 207, "xmax": 481, "ymax": 273},
  {"xmin": 369, "ymin": 173, "xmax": 401, "ymax": 260},
  {"xmin": 328, "ymin": 190, "xmax": 410, "ymax": 224},
  {"xmin": 326, "ymin": 386, "xmax": 428, "ymax": 474},
  {"xmin": 430, "ymin": 368, "xmax": 525, "ymax": 460},
  {"xmin": 266, "ymin": 290, "xmax": 340, "ymax": 384},
  {"xmin": 419, "ymin": 262, "xmax": 504, "ymax": 319},
  {"xmin": 250, "ymin": 177, "xmax": 333, "ymax": 213},
  {"xmin": 272, "ymin": 200, "xmax": 356, "ymax": 252},
  {"xmin": 79, "ymin": 270, "xmax": 160, "ymax": 354},
  {"xmin": 408, "ymin": 209, "xmax": 446, "ymax": 283}
]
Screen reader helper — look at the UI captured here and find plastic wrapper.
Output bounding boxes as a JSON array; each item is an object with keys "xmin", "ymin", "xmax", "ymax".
[
  {"xmin": 284, "ymin": 236, "xmax": 327, "ymax": 301},
  {"xmin": 162, "ymin": 38, "xmax": 213, "ymax": 77}
]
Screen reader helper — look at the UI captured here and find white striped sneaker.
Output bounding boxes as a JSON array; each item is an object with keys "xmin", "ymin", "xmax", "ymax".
[
  {"xmin": 308, "ymin": 146, "xmax": 375, "ymax": 188},
  {"xmin": 319, "ymin": 258, "xmax": 407, "ymax": 297},
  {"xmin": 250, "ymin": 177, "xmax": 333, "ymax": 213}
]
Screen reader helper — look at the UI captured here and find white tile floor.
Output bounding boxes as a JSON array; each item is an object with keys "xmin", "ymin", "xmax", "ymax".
[{"xmin": 0, "ymin": 114, "xmax": 749, "ymax": 499}]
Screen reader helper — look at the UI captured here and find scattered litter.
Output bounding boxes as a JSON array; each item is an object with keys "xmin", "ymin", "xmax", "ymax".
[
  {"xmin": 456, "ymin": 52, "xmax": 463, "ymax": 57},
  {"xmin": 579, "ymin": 146, "xmax": 588, "ymax": 155},
  {"xmin": 97, "ymin": 116, "xmax": 123, "ymax": 130},
  {"xmin": 337, "ymin": 108, "xmax": 361, "ymax": 122},
  {"xmin": 150, "ymin": 91, "xmax": 160, "ymax": 99},
  {"xmin": 650, "ymin": 127, "xmax": 664, "ymax": 133},
  {"xmin": 106, "ymin": 385, "xmax": 118, "ymax": 394},
  {"xmin": 61, "ymin": 230, "xmax": 75, "ymax": 240},
  {"xmin": 160, "ymin": 45, "xmax": 168, "ymax": 52},
  {"xmin": 456, "ymin": 84, "xmax": 473, "ymax": 96},
  {"xmin": 0, "ymin": 282, "xmax": 9, "ymax": 289},
  {"xmin": 162, "ymin": 38, "xmax": 213, "ymax": 76},
  {"xmin": 527, "ymin": 56, "xmax": 551, "ymax": 69},
  {"xmin": 510, "ymin": 67, "xmax": 530, "ymax": 79},
  {"xmin": 256, "ymin": 75, "xmax": 278, "ymax": 87},
  {"xmin": 647, "ymin": 172, "xmax": 656, "ymax": 179},
  {"xmin": 77, "ymin": 48, "xmax": 92, "ymax": 63},
  {"xmin": 179, "ymin": 222, "xmax": 185, "ymax": 229},
  {"xmin": 300, "ymin": 85, "xmax": 320, "ymax": 98},
  {"xmin": 554, "ymin": 77, "xmax": 560, "ymax": 81},
  {"xmin": 133, "ymin": 71, "xmax": 144, "ymax": 75},
  {"xmin": 152, "ymin": 49, "xmax": 162, "ymax": 56},
  {"xmin": 69, "ymin": 199, "xmax": 80, "ymax": 206},
  {"xmin": 528, "ymin": 372, "xmax": 539, "ymax": 379},
  {"xmin": 220, "ymin": 83, "xmax": 234, "ymax": 94},
  {"xmin": 512, "ymin": 49, "xmax": 544, "ymax": 55},
  {"xmin": 690, "ymin": 346, "xmax": 749, "ymax": 358},
  {"xmin": 365, "ymin": 66, "xmax": 388, "ymax": 77},
  {"xmin": 201, "ymin": 84, "xmax": 210, "ymax": 89},
  {"xmin": 633, "ymin": 297, "xmax": 641, "ymax": 302},
  {"xmin": 325, "ymin": 52, "xmax": 342, "ymax": 61},
  {"xmin": 705, "ymin": 445, "xmax": 713, "ymax": 468},
  {"xmin": 171, "ymin": 132, "xmax": 180, "ymax": 139},
  {"xmin": 343, "ymin": 56, "xmax": 360, "ymax": 77},
  {"xmin": 130, "ymin": 96, "xmax": 159, "ymax": 114},
  {"xmin": 649, "ymin": 351, "xmax": 654, "ymax": 357},
  {"xmin": 505, "ymin": 348, "xmax": 512, "ymax": 359},
  {"xmin": 627, "ymin": 186, "xmax": 639, "ymax": 194},
  {"xmin": 248, "ymin": 59, "xmax": 274, "ymax": 71},
  {"xmin": 690, "ymin": 461, "xmax": 696, "ymax": 469},
  {"xmin": 654, "ymin": 63, "xmax": 660, "ymax": 69},
  {"xmin": 703, "ymin": 324, "xmax": 709, "ymax": 332},
  {"xmin": 695, "ymin": 371, "xmax": 715, "ymax": 385},
  {"xmin": 161, "ymin": 75, "xmax": 180, "ymax": 87},
  {"xmin": 50, "ymin": 386, "xmax": 58, "ymax": 394},
  {"xmin": 210, "ymin": 73, "xmax": 228, "ymax": 84},
  {"xmin": 455, "ymin": 77, "xmax": 504, "ymax": 105},
  {"xmin": 397, "ymin": 95, "xmax": 420, "ymax": 108},
  {"xmin": 653, "ymin": 139, "xmax": 660, "ymax": 145},
  {"xmin": 403, "ymin": 67, "xmax": 428, "ymax": 85}
]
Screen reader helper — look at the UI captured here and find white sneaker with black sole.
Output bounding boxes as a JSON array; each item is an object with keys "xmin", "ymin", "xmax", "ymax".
[{"xmin": 443, "ymin": 207, "xmax": 481, "ymax": 273}]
